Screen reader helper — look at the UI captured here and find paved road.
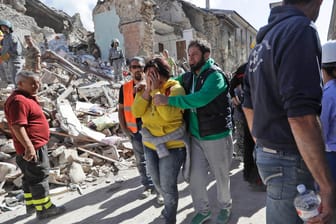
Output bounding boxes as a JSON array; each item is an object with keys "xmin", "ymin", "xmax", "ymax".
[{"xmin": 0, "ymin": 158, "xmax": 266, "ymax": 224}]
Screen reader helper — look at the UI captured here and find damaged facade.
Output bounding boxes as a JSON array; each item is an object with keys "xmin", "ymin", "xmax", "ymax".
[
  {"xmin": 328, "ymin": 0, "xmax": 336, "ymax": 40},
  {"xmin": 0, "ymin": 0, "xmax": 100, "ymax": 59},
  {"xmin": 93, "ymin": 0, "xmax": 257, "ymax": 72},
  {"xmin": 0, "ymin": 1, "xmax": 138, "ymax": 212},
  {"xmin": 0, "ymin": 0, "xmax": 257, "ymax": 213}
]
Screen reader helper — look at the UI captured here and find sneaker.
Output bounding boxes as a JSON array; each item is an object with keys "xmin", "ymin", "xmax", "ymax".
[
  {"xmin": 191, "ymin": 211, "xmax": 211, "ymax": 224},
  {"xmin": 139, "ymin": 188, "xmax": 154, "ymax": 199},
  {"xmin": 36, "ymin": 205, "xmax": 66, "ymax": 220},
  {"xmin": 26, "ymin": 205, "xmax": 35, "ymax": 216},
  {"xmin": 216, "ymin": 208, "xmax": 231, "ymax": 224},
  {"xmin": 156, "ymin": 194, "xmax": 164, "ymax": 206}
]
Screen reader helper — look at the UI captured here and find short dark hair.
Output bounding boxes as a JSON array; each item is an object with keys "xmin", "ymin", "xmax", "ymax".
[
  {"xmin": 144, "ymin": 57, "xmax": 171, "ymax": 79},
  {"xmin": 235, "ymin": 63, "xmax": 247, "ymax": 75},
  {"xmin": 188, "ymin": 39, "xmax": 211, "ymax": 54}
]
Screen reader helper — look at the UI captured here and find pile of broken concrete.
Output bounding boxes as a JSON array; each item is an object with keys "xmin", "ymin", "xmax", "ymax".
[{"xmin": 0, "ymin": 49, "xmax": 135, "ymax": 213}]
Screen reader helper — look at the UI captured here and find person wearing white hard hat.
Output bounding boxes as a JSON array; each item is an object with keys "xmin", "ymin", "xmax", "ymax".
[
  {"xmin": 321, "ymin": 40, "xmax": 336, "ymax": 185},
  {"xmin": 108, "ymin": 38, "xmax": 125, "ymax": 82}
]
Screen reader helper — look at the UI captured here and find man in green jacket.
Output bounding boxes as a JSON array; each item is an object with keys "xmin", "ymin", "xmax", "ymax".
[{"xmin": 154, "ymin": 39, "xmax": 233, "ymax": 224}]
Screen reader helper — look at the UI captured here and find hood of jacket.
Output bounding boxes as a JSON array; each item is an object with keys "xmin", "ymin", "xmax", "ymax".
[{"xmin": 256, "ymin": 5, "xmax": 308, "ymax": 44}]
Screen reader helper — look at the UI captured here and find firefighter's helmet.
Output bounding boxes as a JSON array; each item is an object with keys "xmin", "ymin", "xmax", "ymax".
[{"xmin": 0, "ymin": 20, "xmax": 13, "ymax": 33}]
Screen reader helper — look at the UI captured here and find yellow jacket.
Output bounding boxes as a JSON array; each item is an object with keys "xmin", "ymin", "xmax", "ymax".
[{"xmin": 132, "ymin": 79, "xmax": 185, "ymax": 150}]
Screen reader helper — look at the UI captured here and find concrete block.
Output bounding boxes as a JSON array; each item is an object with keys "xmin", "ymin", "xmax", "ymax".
[
  {"xmin": 69, "ymin": 162, "xmax": 86, "ymax": 184},
  {"xmin": 59, "ymin": 149, "xmax": 78, "ymax": 164}
]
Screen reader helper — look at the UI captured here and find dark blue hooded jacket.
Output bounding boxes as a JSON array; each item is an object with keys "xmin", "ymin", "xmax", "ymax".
[{"xmin": 243, "ymin": 5, "xmax": 322, "ymax": 151}]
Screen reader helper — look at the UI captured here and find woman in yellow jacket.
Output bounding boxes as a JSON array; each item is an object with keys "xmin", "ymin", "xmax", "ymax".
[{"xmin": 132, "ymin": 57, "xmax": 186, "ymax": 224}]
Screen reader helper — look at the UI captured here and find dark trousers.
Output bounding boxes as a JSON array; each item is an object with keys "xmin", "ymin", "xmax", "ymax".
[
  {"xmin": 242, "ymin": 116, "xmax": 261, "ymax": 184},
  {"xmin": 16, "ymin": 145, "xmax": 50, "ymax": 200}
]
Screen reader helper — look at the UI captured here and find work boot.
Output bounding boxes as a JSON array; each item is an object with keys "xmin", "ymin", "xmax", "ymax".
[{"xmin": 36, "ymin": 205, "xmax": 66, "ymax": 220}]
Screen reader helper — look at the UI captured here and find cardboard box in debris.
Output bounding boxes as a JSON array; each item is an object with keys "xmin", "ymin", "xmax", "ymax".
[{"xmin": 0, "ymin": 49, "xmax": 136, "ymax": 212}]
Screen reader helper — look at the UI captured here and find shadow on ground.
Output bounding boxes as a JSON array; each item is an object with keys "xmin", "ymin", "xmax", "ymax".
[{"xmin": 1, "ymin": 159, "xmax": 266, "ymax": 224}]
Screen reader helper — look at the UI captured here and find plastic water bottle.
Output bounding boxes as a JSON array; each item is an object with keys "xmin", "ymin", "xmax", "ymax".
[{"xmin": 294, "ymin": 184, "xmax": 321, "ymax": 222}]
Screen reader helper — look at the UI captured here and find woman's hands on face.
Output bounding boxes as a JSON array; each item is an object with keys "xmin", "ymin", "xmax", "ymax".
[
  {"xmin": 146, "ymin": 67, "xmax": 161, "ymax": 91},
  {"xmin": 145, "ymin": 72, "xmax": 152, "ymax": 91},
  {"xmin": 150, "ymin": 69, "xmax": 161, "ymax": 90}
]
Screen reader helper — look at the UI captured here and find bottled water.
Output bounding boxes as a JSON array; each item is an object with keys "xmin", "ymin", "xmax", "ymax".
[{"xmin": 294, "ymin": 184, "xmax": 321, "ymax": 222}]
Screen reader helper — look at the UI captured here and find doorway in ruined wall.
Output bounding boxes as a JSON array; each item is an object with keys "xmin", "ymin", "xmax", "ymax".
[
  {"xmin": 176, "ymin": 40, "xmax": 187, "ymax": 61},
  {"xmin": 158, "ymin": 43, "xmax": 164, "ymax": 54},
  {"xmin": 176, "ymin": 40, "xmax": 188, "ymax": 71}
]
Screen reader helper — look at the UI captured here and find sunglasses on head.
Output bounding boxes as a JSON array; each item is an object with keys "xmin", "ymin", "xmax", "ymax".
[{"xmin": 130, "ymin": 65, "xmax": 143, "ymax": 69}]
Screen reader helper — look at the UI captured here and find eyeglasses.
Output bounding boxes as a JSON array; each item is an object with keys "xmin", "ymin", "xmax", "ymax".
[{"xmin": 130, "ymin": 65, "xmax": 144, "ymax": 69}]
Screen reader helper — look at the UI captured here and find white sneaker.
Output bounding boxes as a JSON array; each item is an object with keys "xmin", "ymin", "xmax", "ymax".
[{"xmin": 156, "ymin": 194, "xmax": 164, "ymax": 206}]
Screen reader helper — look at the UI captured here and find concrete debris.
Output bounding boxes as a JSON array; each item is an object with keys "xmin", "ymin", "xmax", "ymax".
[
  {"xmin": 0, "ymin": 162, "xmax": 17, "ymax": 183},
  {"xmin": 0, "ymin": 1, "xmax": 139, "ymax": 214},
  {"xmin": 0, "ymin": 152, "xmax": 11, "ymax": 160},
  {"xmin": 0, "ymin": 139, "xmax": 15, "ymax": 153},
  {"xmin": 0, "ymin": 45, "xmax": 135, "ymax": 212},
  {"xmin": 68, "ymin": 162, "xmax": 86, "ymax": 184}
]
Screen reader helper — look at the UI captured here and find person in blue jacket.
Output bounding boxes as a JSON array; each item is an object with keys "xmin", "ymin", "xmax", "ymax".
[
  {"xmin": 243, "ymin": 0, "xmax": 335, "ymax": 223},
  {"xmin": 0, "ymin": 19, "xmax": 23, "ymax": 85},
  {"xmin": 321, "ymin": 40, "xmax": 336, "ymax": 184}
]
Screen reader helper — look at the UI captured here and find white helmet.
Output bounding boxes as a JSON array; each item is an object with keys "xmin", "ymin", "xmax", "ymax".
[
  {"xmin": 112, "ymin": 39, "xmax": 120, "ymax": 47},
  {"xmin": 322, "ymin": 40, "xmax": 336, "ymax": 67}
]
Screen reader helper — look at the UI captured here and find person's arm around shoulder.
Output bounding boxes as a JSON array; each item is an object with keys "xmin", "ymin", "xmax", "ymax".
[
  {"xmin": 288, "ymin": 115, "xmax": 335, "ymax": 224},
  {"xmin": 154, "ymin": 70, "xmax": 225, "ymax": 108},
  {"xmin": 151, "ymin": 71, "xmax": 185, "ymax": 106},
  {"xmin": 155, "ymin": 83, "xmax": 185, "ymax": 121}
]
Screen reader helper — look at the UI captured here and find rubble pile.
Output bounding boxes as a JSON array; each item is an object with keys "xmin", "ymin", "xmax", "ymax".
[
  {"xmin": 0, "ymin": 48, "xmax": 135, "ymax": 213},
  {"xmin": 0, "ymin": 0, "xmax": 139, "ymax": 214}
]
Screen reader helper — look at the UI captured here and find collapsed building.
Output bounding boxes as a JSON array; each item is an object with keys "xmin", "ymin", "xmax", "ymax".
[
  {"xmin": 93, "ymin": 0, "xmax": 257, "ymax": 73},
  {"xmin": 0, "ymin": 0, "xmax": 258, "ymax": 213},
  {"xmin": 0, "ymin": 0, "xmax": 100, "ymax": 59},
  {"xmin": 0, "ymin": 1, "xmax": 134, "ymax": 212}
]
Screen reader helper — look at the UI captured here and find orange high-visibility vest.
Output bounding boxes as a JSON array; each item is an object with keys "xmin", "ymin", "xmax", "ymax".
[{"xmin": 123, "ymin": 80, "xmax": 138, "ymax": 133}]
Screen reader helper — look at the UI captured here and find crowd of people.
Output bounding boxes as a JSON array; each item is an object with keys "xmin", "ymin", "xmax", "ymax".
[{"xmin": 1, "ymin": 0, "xmax": 336, "ymax": 223}]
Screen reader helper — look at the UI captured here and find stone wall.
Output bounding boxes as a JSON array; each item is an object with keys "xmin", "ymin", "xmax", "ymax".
[
  {"xmin": 92, "ymin": 0, "xmax": 256, "ymax": 72},
  {"xmin": 0, "ymin": 3, "xmax": 51, "ymax": 46},
  {"xmin": 93, "ymin": 0, "xmax": 155, "ymax": 59}
]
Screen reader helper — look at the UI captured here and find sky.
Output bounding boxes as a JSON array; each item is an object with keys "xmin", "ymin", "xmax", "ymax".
[{"xmin": 40, "ymin": 0, "xmax": 333, "ymax": 44}]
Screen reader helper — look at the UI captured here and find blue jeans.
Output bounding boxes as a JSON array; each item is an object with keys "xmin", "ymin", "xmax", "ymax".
[
  {"xmin": 144, "ymin": 146, "xmax": 186, "ymax": 224},
  {"xmin": 255, "ymin": 145, "xmax": 314, "ymax": 224},
  {"xmin": 131, "ymin": 134, "xmax": 154, "ymax": 189},
  {"xmin": 8, "ymin": 57, "xmax": 23, "ymax": 85}
]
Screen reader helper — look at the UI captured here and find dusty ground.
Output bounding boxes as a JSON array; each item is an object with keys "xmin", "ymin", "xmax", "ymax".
[{"xmin": 0, "ymin": 158, "xmax": 266, "ymax": 224}]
